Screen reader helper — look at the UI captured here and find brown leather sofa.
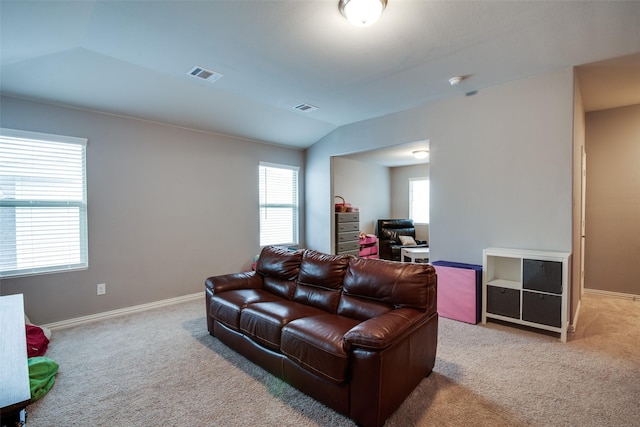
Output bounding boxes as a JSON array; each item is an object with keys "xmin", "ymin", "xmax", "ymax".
[{"xmin": 205, "ymin": 246, "xmax": 438, "ymax": 427}]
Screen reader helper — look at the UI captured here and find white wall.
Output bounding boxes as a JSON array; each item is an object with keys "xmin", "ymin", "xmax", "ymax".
[
  {"xmin": 306, "ymin": 68, "xmax": 575, "ymax": 264},
  {"xmin": 331, "ymin": 157, "xmax": 389, "ymax": 236},
  {"xmin": 0, "ymin": 96, "xmax": 305, "ymax": 324}
]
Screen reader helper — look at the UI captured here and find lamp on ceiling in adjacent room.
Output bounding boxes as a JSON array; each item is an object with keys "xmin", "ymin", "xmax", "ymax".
[
  {"xmin": 413, "ymin": 150, "xmax": 429, "ymax": 160},
  {"xmin": 339, "ymin": 0, "xmax": 388, "ymax": 27}
]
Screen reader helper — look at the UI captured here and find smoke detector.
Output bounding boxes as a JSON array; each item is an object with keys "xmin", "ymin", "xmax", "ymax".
[{"xmin": 187, "ymin": 66, "xmax": 223, "ymax": 83}]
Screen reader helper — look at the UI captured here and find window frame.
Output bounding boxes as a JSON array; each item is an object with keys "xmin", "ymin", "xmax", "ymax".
[
  {"xmin": 258, "ymin": 162, "xmax": 299, "ymax": 247},
  {"xmin": 0, "ymin": 128, "xmax": 88, "ymax": 278},
  {"xmin": 409, "ymin": 176, "xmax": 429, "ymax": 225}
]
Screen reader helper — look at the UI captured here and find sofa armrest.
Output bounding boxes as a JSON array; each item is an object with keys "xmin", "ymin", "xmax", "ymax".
[
  {"xmin": 343, "ymin": 308, "xmax": 429, "ymax": 350},
  {"xmin": 205, "ymin": 271, "xmax": 262, "ymax": 294}
]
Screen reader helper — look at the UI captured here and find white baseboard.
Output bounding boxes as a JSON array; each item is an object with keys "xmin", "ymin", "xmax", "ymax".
[
  {"xmin": 43, "ymin": 292, "xmax": 204, "ymax": 330},
  {"xmin": 584, "ymin": 288, "xmax": 640, "ymax": 301}
]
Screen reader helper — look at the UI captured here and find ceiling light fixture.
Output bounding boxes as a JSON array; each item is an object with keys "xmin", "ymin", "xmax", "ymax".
[
  {"xmin": 449, "ymin": 76, "xmax": 465, "ymax": 86},
  {"xmin": 339, "ymin": 0, "xmax": 387, "ymax": 27},
  {"xmin": 413, "ymin": 150, "xmax": 429, "ymax": 160}
]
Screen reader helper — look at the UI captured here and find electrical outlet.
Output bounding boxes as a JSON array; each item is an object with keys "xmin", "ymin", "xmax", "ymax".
[{"xmin": 97, "ymin": 283, "xmax": 106, "ymax": 295}]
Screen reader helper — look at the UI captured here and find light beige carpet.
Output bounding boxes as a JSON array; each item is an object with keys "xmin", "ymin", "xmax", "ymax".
[{"xmin": 25, "ymin": 293, "xmax": 640, "ymax": 426}]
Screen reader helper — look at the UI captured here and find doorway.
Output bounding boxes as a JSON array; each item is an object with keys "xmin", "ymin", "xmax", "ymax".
[{"xmin": 330, "ymin": 140, "xmax": 430, "ymax": 252}]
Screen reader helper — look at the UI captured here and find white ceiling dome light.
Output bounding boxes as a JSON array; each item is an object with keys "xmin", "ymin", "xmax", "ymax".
[
  {"xmin": 449, "ymin": 76, "xmax": 466, "ymax": 86},
  {"xmin": 412, "ymin": 150, "xmax": 429, "ymax": 160},
  {"xmin": 339, "ymin": 0, "xmax": 388, "ymax": 27}
]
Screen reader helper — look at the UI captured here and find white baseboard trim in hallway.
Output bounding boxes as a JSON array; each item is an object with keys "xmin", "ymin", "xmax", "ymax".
[
  {"xmin": 584, "ymin": 288, "xmax": 640, "ymax": 301},
  {"xmin": 43, "ymin": 292, "xmax": 204, "ymax": 330}
]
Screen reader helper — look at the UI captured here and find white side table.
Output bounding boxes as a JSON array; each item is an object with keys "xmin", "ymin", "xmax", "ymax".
[{"xmin": 401, "ymin": 247, "xmax": 430, "ymax": 263}]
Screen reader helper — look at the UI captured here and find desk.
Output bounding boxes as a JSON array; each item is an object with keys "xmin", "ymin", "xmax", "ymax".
[
  {"xmin": 1, "ymin": 294, "xmax": 31, "ymax": 424},
  {"xmin": 401, "ymin": 247, "xmax": 430, "ymax": 263}
]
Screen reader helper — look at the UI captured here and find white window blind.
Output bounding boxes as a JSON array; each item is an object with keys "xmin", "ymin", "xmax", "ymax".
[
  {"xmin": 0, "ymin": 128, "xmax": 88, "ymax": 278},
  {"xmin": 409, "ymin": 177, "xmax": 429, "ymax": 224},
  {"xmin": 259, "ymin": 162, "xmax": 299, "ymax": 247}
]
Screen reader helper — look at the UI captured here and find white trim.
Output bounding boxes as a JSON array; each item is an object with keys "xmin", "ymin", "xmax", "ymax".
[
  {"xmin": 584, "ymin": 288, "xmax": 640, "ymax": 301},
  {"xmin": 568, "ymin": 299, "xmax": 581, "ymax": 333},
  {"xmin": 0, "ymin": 127, "xmax": 87, "ymax": 146},
  {"xmin": 259, "ymin": 160, "xmax": 299, "ymax": 172},
  {"xmin": 43, "ymin": 292, "xmax": 204, "ymax": 330}
]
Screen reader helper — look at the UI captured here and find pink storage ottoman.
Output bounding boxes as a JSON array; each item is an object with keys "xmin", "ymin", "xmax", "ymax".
[
  {"xmin": 432, "ymin": 261, "xmax": 482, "ymax": 324},
  {"xmin": 359, "ymin": 234, "xmax": 378, "ymax": 259},
  {"xmin": 358, "ymin": 246, "xmax": 378, "ymax": 257},
  {"xmin": 359, "ymin": 234, "xmax": 377, "ymax": 246}
]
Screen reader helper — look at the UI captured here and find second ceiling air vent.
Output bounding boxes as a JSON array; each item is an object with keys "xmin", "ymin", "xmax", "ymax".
[
  {"xmin": 293, "ymin": 103, "xmax": 318, "ymax": 112},
  {"xmin": 187, "ymin": 66, "xmax": 223, "ymax": 83}
]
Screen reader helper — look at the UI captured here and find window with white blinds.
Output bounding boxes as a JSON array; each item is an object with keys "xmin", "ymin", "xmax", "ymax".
[
  {"xmin": 0, "ymin": 128, "xmax": 88, "ymax": 278},
  {"xmin": 409, "ymin": 177, "xmax": 429, "ymax": 224},
  {"xmin": 259, "ymin": 162, "xmax": 299, "ymax": 247}
]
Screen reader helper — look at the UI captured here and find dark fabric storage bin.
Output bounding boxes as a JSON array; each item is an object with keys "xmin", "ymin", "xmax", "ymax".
[
  {"xmin": 523, "ymin": 259, "xmax": 562, "ymax": 294},
  {"xmin": 522, "ymin": 291, "xmax": 562, "ymax": 327},
  {"xmin": 486, "ymin": 286, "xmax": 520, "ymax": 319}
]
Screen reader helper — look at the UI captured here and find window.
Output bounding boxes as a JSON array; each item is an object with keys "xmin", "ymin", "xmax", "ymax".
[
  {"xmin": 259, "ymin": 162, "xmax": 299, "ymax": 247},
  {"xmin": 0, "ymin": 128, "xmax": 88, "ymax": 278},
  {"xmin": 409, "ymin": 177, "xmax": 429, "ymax": 224}
]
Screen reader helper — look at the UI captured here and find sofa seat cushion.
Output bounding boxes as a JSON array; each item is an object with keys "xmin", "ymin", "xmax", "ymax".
[
  {"xmin": 210, "ymin": 289, "xmax": 284, "ymax": 331},
  {"xmin": 281, "ymin": 314, "xmax": 361, "ymax": 384},
  {"xmin": 239, "ymin": 301, "xmax": 326, "ymax": 351}
]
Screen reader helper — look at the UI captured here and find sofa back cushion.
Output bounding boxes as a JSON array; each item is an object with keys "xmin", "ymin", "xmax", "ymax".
[
  {"xmin": 342, "ymin": 257, "xmax": 436, "ymax": 313},
  {"xmin": 337, "ymin": 294, "xmax": 391, "ymax": 321},
  {"xmin": 294, "ymin": 250, "xmax": 350, "ymax": 313},
  {"xmin": 256, "ymin": 246, "xmax": 304, "ymax": 300}
]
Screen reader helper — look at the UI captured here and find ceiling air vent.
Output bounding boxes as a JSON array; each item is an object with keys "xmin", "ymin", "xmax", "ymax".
[
  {"xmin": 293, "ymin": 103, "xmax": 318, "ymax": 112},
  {"xmin": 187, "ymin": 66, "xmax": 223, "ymax": 83}
]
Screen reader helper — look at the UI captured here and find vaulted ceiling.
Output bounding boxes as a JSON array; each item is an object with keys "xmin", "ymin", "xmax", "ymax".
[{"xmin": 1, "ymin": 1, "xmax": 639, "ymax": 150}]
